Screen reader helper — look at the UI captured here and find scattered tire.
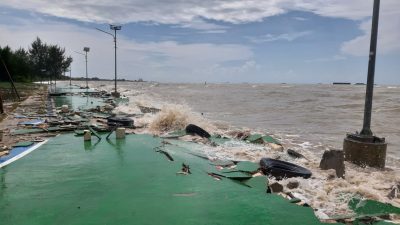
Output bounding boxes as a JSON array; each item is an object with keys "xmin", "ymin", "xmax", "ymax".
[
  {"xmin": 185, "ymin": 124, "xmax": 211, "ymax": 138},
  {"xmin": 107, "ymin": 117, "xmax": 134, "ymax": 127},
  {"xmin": 260, "ymin": 158, "xmax": 312, "ymax": 180}
]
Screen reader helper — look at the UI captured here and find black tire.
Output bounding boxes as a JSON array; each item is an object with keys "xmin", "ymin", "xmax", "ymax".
[
  {"xmin": 107, "ymin": 117, "xmax": 134, "ymax": 127},
  {"xmin": 260, "ymin": 158, "xmax": 312, "ymax": 180},
  {"xmin": 185, "ymin": 124, "xmax": 211, "ymax": 138}
]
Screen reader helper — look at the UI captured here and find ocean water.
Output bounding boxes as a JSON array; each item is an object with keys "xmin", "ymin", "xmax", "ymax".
[
  {"xmin": 118, "ymin": 82, "xmax": 400, "ymax": 157},
  {"xmin": 65, "ymin": 81, "xmax": 400, "ymax": 219}
]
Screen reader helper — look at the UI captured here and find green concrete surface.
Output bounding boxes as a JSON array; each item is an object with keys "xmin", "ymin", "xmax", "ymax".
[
  {"xmin": 54, "ymin": 95, "xmax": 106, "ymax": 111},
  {"xmin": 0, "ymin": 134, "xmax": 326, "ymax": 225}
]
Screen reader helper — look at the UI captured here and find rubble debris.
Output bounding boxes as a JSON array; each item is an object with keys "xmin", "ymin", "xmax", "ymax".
[
  {"xmin": 287, "ymin": 149, "xmax": 305, "ymax": 159},
  {"xmin": 12, "ymin": 141, "xmax": 34, "ymax": 147},
  {"xmin": 104, "ymin": 104, "xmax": 114, "ymax": 111},
  {"xmin": 61, "ymin": 105, "xmax": 69, "ymax": 113},
  {"xmin": 319, "ymin": 149, "xmax": 345, "ymax": 178},
  {"xmin": 245, "ymin": 134, "xmax": 281, "ymax": 145},
  {"xmin": 138, "ymin": 105, "xmax": 161, "ymax": 114},
  {"xmin": 181, "ymin": 163, "xmax": 191, "ymax": 174},
  {"xmin": 387, "ymin": 185, "xmax": 399, "ymax": 200},
  {"xmin": 243, "ymin": 176, "xmax": 268, "ymax": 192},
  {"xmin": 233, "ymin": 130, "xmax": 251, "ymax": 140},
  {"xmin": 210, "ymin": 159, "xmax": 235, "ymax": 167},
  {"xmin": 18, "ymin": 119, "xmax": 45, "ymax": 126},
  {"xmin": 289, "ymin": 198, "xmax": 302, "ymax": 204},
  {"xmin": 268, "ymin": 182, "xmax": 283, "ymax": 193},
  {"xmin": 0, "ymin": 150, "xmax": 10, "ymax": 157},
  {"xmin": 161, "ymin": 130, "xmax": 187, "ymax": 139},
  {"xmin": 235, "ymin": 161, "xmax": 259, "ymax": 173},
  {"xmin": 214, "ymin": 171, "xmax": 252, "ymax": 180},
  {"xmin": 155, "ymin": 148, "xmax": 174, "ymax": 161},
  {"xmin": 348, "ymin": 198, "xmax": 400, "ymax": 218},
  {"xmin": 287, "ymin": 180, "xmax": 300, "ymax": 189},
  {"xmin": 269, "ymin": 143, "xmax": 284, "ymax": 151}
]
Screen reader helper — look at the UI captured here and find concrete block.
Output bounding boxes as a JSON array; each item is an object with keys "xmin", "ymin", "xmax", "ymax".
[
  {"xmin": 319, "ymin": 150, "xmax": 345, "ymax": 178},
  {"xmin": 116, "ymin": 127, "xmax": 126, "ymax": 139},
  {"xmin": 83, "ymin": 130, "xmax": 91, "ymax": 141}
]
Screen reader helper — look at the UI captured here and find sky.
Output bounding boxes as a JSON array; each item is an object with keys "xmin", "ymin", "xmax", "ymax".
[{"xmin": 0, "ymin": 0, "xmax": 399, "ymax": 84}]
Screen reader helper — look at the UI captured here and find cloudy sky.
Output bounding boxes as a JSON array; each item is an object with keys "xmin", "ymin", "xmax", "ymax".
[{"xmin": 0, "ymin": 0, "xmax": 399, "ymax": 84}]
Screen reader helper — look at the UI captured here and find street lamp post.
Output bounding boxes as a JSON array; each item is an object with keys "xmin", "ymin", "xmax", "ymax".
[
  {"xmin": 74, "ymin": 47, "xmax": 90, "ymax": 89},
  {"xmin": 96, "ymin": 24, "xmax": 122, "ymax": 97},
  {"xmin": 69, "ymin": 66, "xmax": 72, "ymax": 86},
  {"xmin": 343, "ymin": 0, "xmax": 387, "ymax": 168},
  {"xmin": 83, "ymin": 47, "xmax": 90, "ymax": 89}
]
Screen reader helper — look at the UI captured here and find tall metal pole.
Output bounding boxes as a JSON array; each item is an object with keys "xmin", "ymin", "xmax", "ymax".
[
  {"xmin": 85, "ymin": 51, "xmax": 88, "ymax": 89},
  {"xmin": 95, "ymin": 25, "xmax": 121, "ymax": 96},
  {"xmin": 360, "ymin": 0, "xmax": 380, "ymax": 136},
  {"xmin": 69, "ymin": 67, "xmax": 72, "ymax": 86},
  {"xmin": 74, "ymin": 49, "xmax": 89, "ymax": 88},
  {"xmin": 114, "ymin": 29, "xmax": 117, "ymax": 95}
]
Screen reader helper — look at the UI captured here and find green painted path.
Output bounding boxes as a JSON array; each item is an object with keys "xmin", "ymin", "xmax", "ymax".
[{"xmin": 0, "ymin": 134, "xmax": 325, "ymax": 225}]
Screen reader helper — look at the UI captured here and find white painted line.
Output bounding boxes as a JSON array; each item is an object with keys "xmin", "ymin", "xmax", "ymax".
[{"xmin": 0, "ymin": 140, "xmax": 48, "ymax": 168}]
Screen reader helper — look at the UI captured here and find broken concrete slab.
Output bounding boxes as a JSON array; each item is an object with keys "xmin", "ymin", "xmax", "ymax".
[
  {"xmin": 12, "ymin": 141, "xmax": 34, "ymax": 147},
  {"xmin": 387, "ymin": 185, "xmax": 398, "ymax": 200},
  {"xmin": 349, "ymin": 198, "xmax": 400, "ymax": 217},
  {"xmin": 269, "ymin": 182, "xmax": 283, "ymax": 193},
  {"xmin": 243, "ymin": 176, "xmax": 268, "ymax": 193},
  {"xmin": 236, "ymin": 161, "xmax": 259, "ymax": 173},
  {"xmin": 319, "ymin": 149, "xmax": 345, "ymax": 178},
  {"xmin": 287, "ymin": 180, "xmax": 300, "ymax": 189},
  {"xmin": 287, "ymin": 149, "xmax": 305, "ymax": 159},
  {"xmin": 0, "ymin": 150, "xmax": 10, "ymax": 157}
]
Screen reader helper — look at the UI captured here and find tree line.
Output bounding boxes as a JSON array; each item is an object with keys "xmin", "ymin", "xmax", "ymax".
[{"xmin": 0, "ymin": 37, "xmax": 72, "ymax": 82}]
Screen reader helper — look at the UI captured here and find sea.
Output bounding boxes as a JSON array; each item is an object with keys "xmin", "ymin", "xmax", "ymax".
[
  {"xmin": 64, "ymin": 81, "xmax": 400, "ymax": 219},
  {"xmin": 115, "ymin": 82, "xmax": 399, "ymax": 158}
]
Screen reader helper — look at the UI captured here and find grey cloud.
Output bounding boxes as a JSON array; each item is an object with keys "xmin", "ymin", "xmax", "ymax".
[{"xmin": 1, "ymin": 0, "xmax": 393, "ymax": 25}]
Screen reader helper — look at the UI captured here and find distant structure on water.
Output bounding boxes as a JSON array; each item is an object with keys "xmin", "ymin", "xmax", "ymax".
[{"xmin": 333, "ymin": 82, "xmax": 351, "ymax": 85}]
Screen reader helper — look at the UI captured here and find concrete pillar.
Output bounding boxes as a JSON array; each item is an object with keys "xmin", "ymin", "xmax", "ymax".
[
  {"xmin": 343, "ymin": 136, "xmax": 387, "ymax": 168},
  {"xmin": 83, "ymin": 130, "xmax": 91, "ymax": 141},
  {"xmin": 116, "ymin": 127, "xmax": 126, "ymax": 139}
]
